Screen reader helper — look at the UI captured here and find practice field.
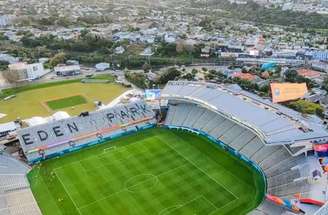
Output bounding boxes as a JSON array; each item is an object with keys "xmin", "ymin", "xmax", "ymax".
[
  {"xmin": 0, "ymin": 82, "xmax": 127, "ymax": 123},
  {"xmin": 28, "ymin": 128, "xmax": 265, "ymax": 215},
  {"xmin": 46, "ymin": 95, "xmax": 87, "ymax": 110}
]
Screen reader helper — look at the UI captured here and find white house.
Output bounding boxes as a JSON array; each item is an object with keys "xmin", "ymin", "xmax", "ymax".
[
  {"xmin": 54, "ymin": 65, "xmax": 81, "ymax": 76},
  {"xmin": 8, "ymin": 62, "xmax": 47, "ymax": 81},
  {"xmin": 140, "ymin": 47, "xmax": 154, "ymax": 56},
  {"xmin": 0, "ymin": 53, "xmax": 19, "ymax": 64},
  {"xmin": 164, "ymin": 33, "xmax": 176, "ymax": 43},
  {"xmin": 95, "ymin": 63, "xmax": 110, "ymax": 71},
  {"xmin": 114, "ymin": 46, "xmax": 125, "ymax": 54}
]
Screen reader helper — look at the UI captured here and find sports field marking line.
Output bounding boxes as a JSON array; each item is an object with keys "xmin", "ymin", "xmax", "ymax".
[
  {"xmin": 52, "ymin": 144, "xmax": 135, "ymax": 172},
  {"xmin": 159, "ymin": 195, "xmax": 213, "ymax": 215},
  {"xmin": 201, "ymin": 195, "xmax": 218, "ymax": 210},
  {"xmin": 169, "ymin": 133, "xmax": 251, "ymax": 190},
  {"xmin": 124, "ymin": 162, "xmax": 191, "ymax": 193},
  {"xmin": 53, "ymin": 138, "xmax": 158, "ymax": 172},
  {"xmin": 162, "ymin": 195, "xmax": 202, "ymax": 214},
  {"xmin": 163, "ymin": 142, "xmax": 239, "ymax": 200},
  {"xmin": 54, "ymin": 171, "xmax": 82, "ymax": 215},
  {"xmin": 78, "ymin": 163, "xmax": 189, "ymax": 210},
  {"xmin": 208, "ymin": 198, "xmax": 239, "ymax": 215},
  {"xmin": 58, "ymin": 143, "xmax": 174, "ymax": 175},
  {"xmin": 102, "ymin": 146, "xmax": 117, "ymax": 153},
  {"xmin": 158, "ymin": 204, "xmax": 183, "ymax": 215},
  {"xmin": 124, "ymin": 174, "xmax": 159, "ymax": 193}
]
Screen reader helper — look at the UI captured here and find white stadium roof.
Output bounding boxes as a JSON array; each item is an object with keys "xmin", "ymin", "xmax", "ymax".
[{"xmin": 162, "ymin": 81, "xmax": 328, "ymax": 145}]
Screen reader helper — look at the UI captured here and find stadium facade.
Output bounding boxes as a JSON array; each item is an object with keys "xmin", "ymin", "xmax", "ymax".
[
  {"xmin": 2, "ymin": 81, "xmax": 328, "ymax": 214},
  {"xmin": 17, "ymin": 101, "xmax": 157, "ymax": 163}
]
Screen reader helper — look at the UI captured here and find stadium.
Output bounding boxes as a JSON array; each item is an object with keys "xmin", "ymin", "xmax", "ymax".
[{"xmin": 1, "ymin": 81, "xmax": 328, "ymax": 214}]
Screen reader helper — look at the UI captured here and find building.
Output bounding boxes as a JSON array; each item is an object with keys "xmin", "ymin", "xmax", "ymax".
[
  {"xmin": 54, "ymin": 65, "xmax": 81, "ymax": 76},
  {"xmin": 8, "ymin": 62, "xmax": 47, "ymax": 81},
  {"xmin": 0, "ymin": 15, "xmax": 12, "ymax": 27},
  {"xmin": 114, "ymin": 46, "xmax": 125, "ymax": 55},
  {"xmin": 0, "ymin": 121, "xmax": 19, "ymax": 140},
  {"xmin": 140, "ymin": 47, "xmax": 154, "ymax": 56},
  {"xmin": 200, "ymin": 46, "xmax": 211, "ymax": 58},
  {"xmin": 0, "ymin": 53, "xmax": 19, "ymax": 64},
  {"xmin": 270, "ymin": 83, "xmax": 308, "ymax": 103},
  {"xmin": 95, "ymin": 63, "xmax": 110, "ymax": 71},
  {"xmin": 297, "ymin": 68, "xmax": 321, "ymax": 79}
]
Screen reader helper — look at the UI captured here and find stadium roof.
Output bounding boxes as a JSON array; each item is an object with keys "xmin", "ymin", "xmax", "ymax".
[{"xmin": 161, "ymin": 81, "xmax": 328, "ymax": 145}]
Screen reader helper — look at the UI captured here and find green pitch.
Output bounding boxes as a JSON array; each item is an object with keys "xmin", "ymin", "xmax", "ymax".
[
  {"xmin": 46, "ymin": 95, "xmax": 87, "ymax": 110},
  {"xmin": 28, "ymin": 128, "xmax": 265, "ymax": 215}
]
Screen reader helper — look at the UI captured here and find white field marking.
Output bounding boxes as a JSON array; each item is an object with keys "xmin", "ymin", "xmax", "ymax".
[
  {"xmin": 171, "ymin": 135, "xmax": 250, "ymax": 189},
  {"xmin": 102, "ymin": 146, "xmax": 117, "ymax": 154},
  {"xmin": 78, "ymin": 163, "xmax": 188, "ymax": 210},
  {"xmin": 201, "ymin": 195, "xmax": 218, "ymax": 211},
  {"xmin": 124, "ymin": 163, "xmax": 190, "ymax": 193},
  {"xmin": 54, "ymin": 170, "xmax": 82, "ymax": 215},
  {"xmin": 77, "ymin": 145, "xmax": 164, "ymax": 174},
  {"xmin": 53, "ymin": 137, "xmax": 156, "ymax": 172},
  {"xmin": 66, "ymin": 142, "xmax": 173, "ymax": 175},
  {"xmin": 159, "ymin": 195, "xmax": 205, "ymax": 215},
  {"xmin": 208, "ymin": 198, "xmax": 239, "ymax": 215},
  {"xmin": 124, "ymin": 174, "xmax": 159, "ymax": 193},
  {"xmin": 163, "ymin": 142, "xmax": 239, "ymax": 200},
  {"xmin": 158, "ymin": 205, "xmax": 183, "ymax": 215}
]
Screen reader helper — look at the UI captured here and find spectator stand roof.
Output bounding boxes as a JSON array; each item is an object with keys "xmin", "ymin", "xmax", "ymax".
[{"xmin": 161, "ymin": 81, "xmax": 328, "ymax": 146}]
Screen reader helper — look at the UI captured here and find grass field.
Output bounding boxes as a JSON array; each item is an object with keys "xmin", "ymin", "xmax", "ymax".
[
  {"xmin": 46, "ymin": 95, "xmax": 88, "ymax": 110},
  {"xmin": 28, "ymin": 128, "xmax": 265, "ymax": 215},
  {"xmin": 0, "ymin": 82, "xmax": 127, "ymax": 123}
]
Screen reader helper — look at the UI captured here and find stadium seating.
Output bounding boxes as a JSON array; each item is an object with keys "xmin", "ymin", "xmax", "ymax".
[
  {"xmin": 250, "ymin": 199, "xmax": 288, "ymax": 215},
  {"xmin": 315, "ymin": 201, "xmax": 328, "ymax": 215},
  {"xmin": 0, "ymin": 154, "xmax": 41, "ymax": 215},
  {"xmin": 164, "ymin": 102, "xmax": 312, "ymax": 207}
]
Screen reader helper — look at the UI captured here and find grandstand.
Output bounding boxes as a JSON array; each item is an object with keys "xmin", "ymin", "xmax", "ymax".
[
  {"xmin": 162, "ymin": 81, "xmax": 328, "ymax": 214},
  {"xmin": 0, "ymin": 154, "xmax": 41, "ymax": 215},
  {"xmin": 17, "ymin": 101, "xmax": 156, "ymax": 163}
]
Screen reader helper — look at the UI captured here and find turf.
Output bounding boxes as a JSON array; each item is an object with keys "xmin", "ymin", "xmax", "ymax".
[
  {"xmin": 46, "ymin": 95, "xmax": 87, "ymax": 110},
  {"xmin": 28, "ymin": 128, "xmax": 265, "ymax": 215},
  {"xmin": 0, "ymin": 82, "xmax": 127, "ymax": 123},
  {"xmin": 90, "ymin": 74, "xmax": 115, "ymax": 81}
]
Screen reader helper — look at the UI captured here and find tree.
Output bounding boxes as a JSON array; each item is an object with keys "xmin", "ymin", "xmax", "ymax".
[
  {"xmin": 284, "ymin": 69, "xmax": 316, "ymax": 89},
  {"xmin": 124, "ymin": 71, "xmax": 149, "ymax": 89},
  {"xmin": 1, "ymin": 70, "xmax": 21, "ymax": 85},
  {"xmin": 49, "ymin": 52, "xmax": 66, "ymax": 67},
  {"xmin": 287, "ymin": 99, "xmax": 324, "ymax": 116},
  {"xmin": 0, "ymin": 33, "xmax": 8, "ymax": 40},
  {"xmin": 0, "ymin": 61, "xmax": 9, "ymax": 71},
  {"xmin": 322, "ymin": 75, "xmax": 328, "ymax": 93},
  {"xmin": 191, "ymin": 69, "xmax": 198, "ymax": 76},
  {"xmin": 157, "ymin": 67, "xmax": 181, "ymax": 84},
  {"xmin": 142, "ymin": 63, "xmax": 151, "ymax": 73},
  {"xmin": 181, "ymin": 73, "xmax": 195, "ymax": 81},
  {"xmin": 204, "ymin": 70, "xmax": 216, "ymax": 80}
]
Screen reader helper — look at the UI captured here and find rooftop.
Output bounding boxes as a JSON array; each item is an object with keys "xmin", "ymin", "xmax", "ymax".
[{"xmin": 162, "ymin": 81, "xmax": 328, "ymax": 145}]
